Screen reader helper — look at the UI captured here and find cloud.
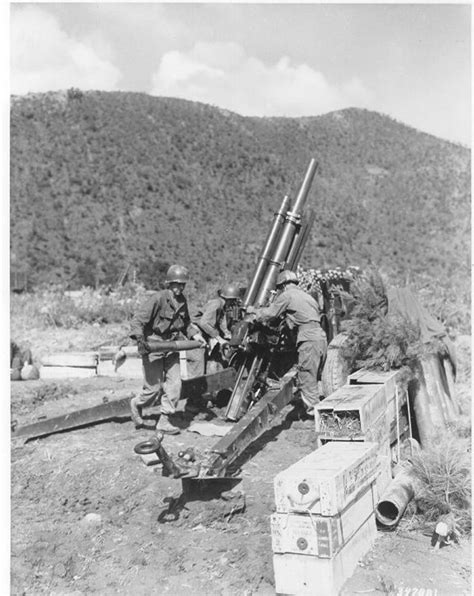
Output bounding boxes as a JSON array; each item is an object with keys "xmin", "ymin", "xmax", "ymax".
[
  {"xmin": 150, "ymin": 42, "xmax": 374, "ymax": 116},
  {"xmin": 10, "ymin": 6, "xmax": 121, "ymax": 95}
]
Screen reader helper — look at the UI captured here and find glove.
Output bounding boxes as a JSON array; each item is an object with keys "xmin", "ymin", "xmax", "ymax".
[
  {"xmin": 245, "ymin": 306, "xmax": 257, "ymax": 315},
  {"xmin": 136, "ymin": 336, "xmax": 150, "ymax": 357}
]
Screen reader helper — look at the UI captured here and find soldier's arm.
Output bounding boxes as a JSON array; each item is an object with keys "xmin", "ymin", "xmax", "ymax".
[
  {"xmin": 183, "ymin": 301, "xmax": 202, "ymax": 341},
  {"xmin": 197, "ymin": 300, "xmax": 221, "ymax": 338},
  {"xmin": 254, "ymin": 293, "xmax": 289, "ymax": 322},
  {"xmin": 129, "ymin": 293, "xmax": 158, "ymax": 340}
]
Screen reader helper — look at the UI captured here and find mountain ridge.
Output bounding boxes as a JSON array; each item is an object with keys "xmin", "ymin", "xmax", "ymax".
[{"xmin": 10, "ymin": 90, "xmax": 470, "ymax": 311}]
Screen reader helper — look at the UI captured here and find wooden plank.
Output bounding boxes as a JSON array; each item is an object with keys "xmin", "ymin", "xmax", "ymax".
[
  {"xmin": 348, "ymin": 368, "xmax": 402, "ymax": 408},
  {"xmin": 40, "ymin": 366, "xmax": 97, "ymax": 379},
  {"xmin": 41, "ymin": 352, "xmax": 98, "ymax": 368},
  {"xmin": 271, "ymin": 483, "xmax": 376, "ymax": 558},
  {"xmin": 274, "ymin": 442, "xmax": 379, "ymax": 516},
  {"xmin": 273, "ymin": 513, "xmax": 377, "ymax": 595},
  {"xmin": 376, "ymin": 453, "xmax": 393, "ymax": 500}
]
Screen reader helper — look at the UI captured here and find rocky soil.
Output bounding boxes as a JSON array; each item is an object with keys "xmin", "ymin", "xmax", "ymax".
[{"xmin": 9, "ymin": 337, "xmax": 471, "ymax": 595}]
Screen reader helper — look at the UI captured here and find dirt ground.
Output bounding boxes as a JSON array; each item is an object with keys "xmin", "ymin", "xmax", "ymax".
[{"xmin": 10, "ymin": 339, "xmax": 472, "ymax": 596}]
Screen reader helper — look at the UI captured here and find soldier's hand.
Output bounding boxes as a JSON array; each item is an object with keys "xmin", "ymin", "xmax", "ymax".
[
  {"xmin": 192, "ymin": 333, "xmax": 207, "ymax": 348},
  {"xmin": 244, "ymin": 306, "xmax": 257, "ymax": 321},
  {"xmin": 136, "ymin": 337, "xmax": 151, "ymax": 357}
]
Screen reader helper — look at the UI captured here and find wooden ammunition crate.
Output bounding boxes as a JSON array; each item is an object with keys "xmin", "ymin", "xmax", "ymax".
[
  {"xmin": 348, "ymin": 369, "xmax": 407, "ymax": 427},
  {"xmin": 317, "ymin": 407, "xmax": 390, "ymax": 447},
  {"xmin": 271, "ymin": 482, "xmax": 376, "ymax": 558},
  {"xmin": 274, "ymin": 442, "xmax": 379, "ymax": 516},
  {"xmin": 348, "ymin": 368, "xmax": 401, "ymax": 400},
  {"xmin": 315, "ymin": 384, "xmax": 387, "ymax": 439},
  {"xmin": 376, "ymin": 452, "xmax": 393, "ymax": 498},
  {"xmin": 273, "ymin": 513, "xmax": 377, "ymax": 595}
]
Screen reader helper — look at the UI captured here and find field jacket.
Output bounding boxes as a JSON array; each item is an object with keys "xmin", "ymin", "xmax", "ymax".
[
  {"xmin": 193, "ymin": 297, "xmax": 230, "ymax": 339},
  {"xmin": 129, "ymin": 289, "xmax": 198, "ymax": 343},
  {"xmin": 254, "ymin": 285, "xmax": 324, "ymax": 343}
]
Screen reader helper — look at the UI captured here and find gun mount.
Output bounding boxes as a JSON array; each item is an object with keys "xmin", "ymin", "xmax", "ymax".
[
  {"xmin": 225, "ymin": 158, "xmax": 319, "ymax": 421},
  {"xmin": 148, "ymin": 159, "xmax": 321, "ymax": 483}
]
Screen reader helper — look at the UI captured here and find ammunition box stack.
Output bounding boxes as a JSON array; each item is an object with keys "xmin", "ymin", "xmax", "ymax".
[
  {"xmin": 315, "ymin": 369, "xmax": 407, "ymax": 498},
  {"xmin": 272, "ymin": 442, "xmax": 379, "ymax": 595},
  {"xmin": 348, "ymin": 369, "xmax": 410, "ymax": 444}
]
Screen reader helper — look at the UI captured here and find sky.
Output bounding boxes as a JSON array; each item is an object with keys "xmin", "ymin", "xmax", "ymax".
[{"xmin": 8, "ymin": 2, "xmax": 472, "ymax": 145}]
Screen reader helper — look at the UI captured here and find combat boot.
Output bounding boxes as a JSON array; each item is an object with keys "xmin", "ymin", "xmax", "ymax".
[
  {"xmin": 130, "ymin": 397, "xmax": 145, "ymax": 427},
  {"xmin": 156, "ymin": 414, "xmax": 180, "ymax": 435}
]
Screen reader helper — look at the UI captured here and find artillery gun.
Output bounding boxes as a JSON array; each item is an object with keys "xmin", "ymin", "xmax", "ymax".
[
  {"xmin": 135, "ymin": 158, "xmax": 324, "ymax": 482},
  {"xmin": 13, "ymin": 158, "xmax": 356, "ymax": 487}
]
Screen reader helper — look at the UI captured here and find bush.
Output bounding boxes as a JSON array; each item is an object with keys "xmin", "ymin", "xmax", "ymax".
[
  {"xmin": 410, "ymin": 436, "xmax": 471, "ymax": 535},
  {"xmin": 10, "ymin": 283, "xmax": 151, "ymax": 329}
]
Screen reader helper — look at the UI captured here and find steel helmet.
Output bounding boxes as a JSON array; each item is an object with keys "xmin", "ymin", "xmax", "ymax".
[
  {"xmin": 219, "ymin": 283, "xmax": 240, "ymax": 300},
  {"xmin": 276, "ymin": 270, "xmax": 298, "ymax": 288},
  {"xmin": 165, "ymin": 264, "xmax": 189, "ymax": 285}
]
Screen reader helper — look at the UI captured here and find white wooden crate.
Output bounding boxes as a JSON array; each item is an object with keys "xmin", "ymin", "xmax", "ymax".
[
  {"xmin": 40, "ymin": 365, "xmax": 97, "ymax": 379},
  {"xmin": 274, "ymin": 442, "xmax": 379, "ymax": 516},
  {"xmin": 315, "ymin": 384, "xmax": 387, "ymax": 438},
  {"xmin": 376, "ymin": 452, "xmax": 393, "ymax": 500},
  {"xmin": 41, "ymin": 352, "xmax": 98, "ymax": 368},
  {"xmin": 273, "ymin": 513, "xmax": 377, "ymax": 595},
  {"xmin": 317, "ymin": 408, "xmax": 390, "ymax": 446},
  {"xmin": 348, "ymin": 369, "xmax": 401, "ymax": 401},
  {"xmin": 271, "ymin": 482, "xmax": 376, "ymax": 558}
]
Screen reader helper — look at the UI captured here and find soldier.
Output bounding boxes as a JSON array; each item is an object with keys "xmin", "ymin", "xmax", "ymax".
[
  {"xmin": 129, "ymin": 264, "xmax": 206, "ymax": 434},
  {"xmin": 246, "ymin": 270, "xmax": 327, "ymax": 418},
  {"xmin": 188, "ymin": 283, "xmax": 241, "ymax": 377},
  {"xmin": 10, "ymin": 340, "xmax": 35, "ymax": 381}
]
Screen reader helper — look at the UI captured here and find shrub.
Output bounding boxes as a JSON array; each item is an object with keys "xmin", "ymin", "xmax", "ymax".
[{"xmin": 410, "ymin": 436, "xmax": 471, "ymax": 535}]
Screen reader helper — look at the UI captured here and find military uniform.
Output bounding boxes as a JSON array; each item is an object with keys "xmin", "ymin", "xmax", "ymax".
[
  {"xmin": 129, "ymin": 289, "xmax": 199, "ymax": 419},
  {"xmin": 253, "ymin": 284, "xmax": 327, "ymax": 414},
  {"xmin": 189, "ymin": 297, "xmax": 232, "ymax": 376}
]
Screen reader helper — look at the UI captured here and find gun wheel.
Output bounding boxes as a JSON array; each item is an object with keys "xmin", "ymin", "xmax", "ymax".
[
  {"xmin": 321, "ymin": 333, "xmax": 351, "ymax": 397},
  {"xmin": 134, "ymin": 437, "xmax": 160, "ymax": 455}
]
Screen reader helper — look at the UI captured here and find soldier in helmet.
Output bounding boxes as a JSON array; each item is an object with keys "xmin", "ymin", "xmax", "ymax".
[
  {"xmin": 129, "ymin": 264, "xmax": 207, "ymax": 433},
  {"xmin": 246, "ymin": 270, "xmax": 327, "ymax": 418},
  {"xmin": 187, "ymin": 283, "xmax": 241, "ymax": 377}
]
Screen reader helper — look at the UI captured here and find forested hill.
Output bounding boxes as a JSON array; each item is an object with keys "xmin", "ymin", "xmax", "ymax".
[{"xmin": 10, "ymin": 89, "xmax": 470, "ymax": 298}]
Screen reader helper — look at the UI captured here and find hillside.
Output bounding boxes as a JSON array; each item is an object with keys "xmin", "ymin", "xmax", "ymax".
[{"xmin": 10, "ymin": 90, "xmax": 470, "ymax": 307}]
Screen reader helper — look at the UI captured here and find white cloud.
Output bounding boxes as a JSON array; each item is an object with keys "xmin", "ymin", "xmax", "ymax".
[
  {"xmin": 11, "ymin": 6, "xmax": 121, "ymax": 95},
  {"xmin": 150, "ymin": 42, "xmax": 374, "ymax": 116}
]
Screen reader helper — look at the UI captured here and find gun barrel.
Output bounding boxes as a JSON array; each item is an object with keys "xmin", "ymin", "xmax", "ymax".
[
  {"xmin": 243, "ymin": 195, "xmax": 290, "ymax": 307},
  {"xmin": 286, "ymin": 208, "xmax": 315, "ymax": 271},
  {"xmin": 255, "ymin": 159, "xmax": 318, "ymax": 305}
]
